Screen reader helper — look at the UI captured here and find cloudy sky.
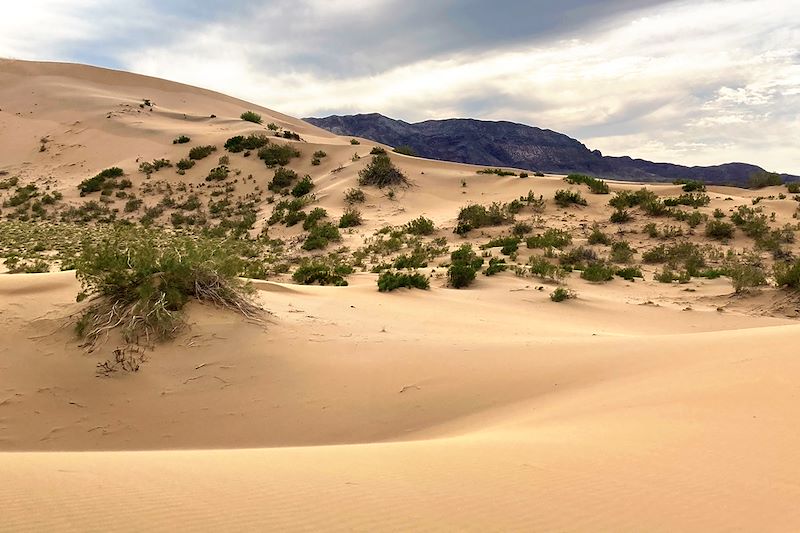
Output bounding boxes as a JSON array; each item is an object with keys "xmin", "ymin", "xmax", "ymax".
[{"xmin": 1, "ymin": 0, "xmax": 798, "ymax": 172}]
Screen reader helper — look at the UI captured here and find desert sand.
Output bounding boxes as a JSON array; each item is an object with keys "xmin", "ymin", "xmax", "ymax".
[{"xmin": 2, "ymin": 59, "xmax": 800, "ymax": 532}]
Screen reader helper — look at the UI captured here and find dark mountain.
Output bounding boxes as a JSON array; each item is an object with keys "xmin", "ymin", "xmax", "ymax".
[{"xmin": 305, "ymin": 113, "xmax": 796, "ymax": 186}]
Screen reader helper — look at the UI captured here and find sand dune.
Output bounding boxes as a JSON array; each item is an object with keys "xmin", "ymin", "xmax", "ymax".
[{"xmin": 2, "ymin": 59, "xmax": 800, "ymax": 531}]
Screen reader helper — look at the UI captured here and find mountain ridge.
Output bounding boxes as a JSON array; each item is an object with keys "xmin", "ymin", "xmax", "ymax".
[{"xmin": 305, "ymin": 113, "xmax": 797, "ymax": 186}]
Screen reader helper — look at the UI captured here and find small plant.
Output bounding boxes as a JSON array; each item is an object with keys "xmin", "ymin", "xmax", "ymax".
[
  {"xmin": 588, "ymin": 224, "xmax": 611, "ymax": 245},
  {"xmin": 615, "ymin": 266, "xmax": 643, "ymax": 280},
  {"xmin": 610, "ymin": 209, "xmax": 632, "ymax": 223},
  {"xmin": 350, "ymin": 138, "xmax": 361, "ymax": 145},
  {"xmin": 344, "ymin": 188, "xmax": 366, "ymax": 204},
  {"xmin": 339, "ymin": 208, "xmax": 363, "ymax": 228},
  {"xmin": 268, "ymin": 167, "xmax": 299, "ymax": 192},
  {"xmin": 580, "ymin": 262, "xmax": 615, "ymax": 282},
  {"xmin": 447, "ymin": 244, "xmax": 483, "ymax": 288},
  {"xmin": 705, "ymin": 219, "xmax": 735, "ymax": 240},
  {"xmin": 303, "ymin": 207, "xmax": 328, "ymax": 230},
  {"xmin": 774, "ymin": 258, "xmax": 800, "ymax": 290},
  {"xmin": 404, "ymin": 216, "xmax": 435, "ymax": 236},
  {"xmin": 370, "ymin": 147, "xmax": 387, "ymax": 155},
  {"xmin": 610, "ymin": 241, "xmax": 635, "ymax": 263},
  {"xmin": 258, "ymin": 143, "xmax": 300, "ymax": 167},
  {"xmin": 550, "ymin": 286, "xmax": 576, "ymax": 302},
  {"xmin": 224, "ymin": 133, "xmax": 270, "ymax": 153},
  {"xmin": 554, "ymin": 189, "xmax": 587, "ymax": 207},
  {"xmin": 455, "ymin": 203, "xmax": 514, "ymax": 235},
  {"xmin": 173, "ymin": 135, "xmax": 191, "ymax": 144},
  {"xmin": 725, "ymin": 257, "xmax": 767, "ymax": 293},
  {"xmin": 477, "ymin": 168, "xmax": 516, "ymax": 177},
  {"xmin": 302, "ymin": 223, "xmax": 341, "ymax": 250},
  {"xmin": 393, "ymin": 145, "xmax": 417, "ymax": 156},
  {"xmin": 205, "ymin": 165, "xmax": 230, "ymax": 182},
  {"xmin": 528, "ymin": 256, "xmax": 565, "ymax": 281},
  {"xmin": 240, "ymin": 111, "xmax": 262, "ymax": 124},
  {"xmin": 176, "ymin": 158, "xmax": 195, "ymax": 171},
  {"xmin": 293, "ymin": 259, "xmax": 353, "ymax": 286},
  {"xmin": 675, "ymin": 179, "xmax": 706, "ymax": 192},
  {"xmin": 527, "ymin": 228, "xmax": 572, "ymax": 249},
  {"xmin": 78, "ymin": 167, "xmax": 124, "ymax": 195},
  {"xmin": 291, "ymin": 175, "xmax": 314, "ymax": 197},
  {"xmin": 358, "ymin": 154, "xmax": 409, "ymax": 188},
  {"xmin": 787, "ymin": 182, "xmax": 800, "ymax": 194},
  {"xmin": 564, "ymin": 174, "xmax": 609, "ymax": 194},
  {"xmin": 377, "ymin": 271, "xmax": 430, "ymax": 291},
  {"xmin": 188, "ymin": 145, "xmax": 217, "ymax": 160},
  {"xmin": 748, "ymin": 170, "xmax": 782, "ymax": 189}
]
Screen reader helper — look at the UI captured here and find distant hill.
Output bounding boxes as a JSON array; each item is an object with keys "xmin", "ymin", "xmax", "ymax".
[{"xmin": 305, "ymin": 113, "xmax": 797, "ymax": 186}]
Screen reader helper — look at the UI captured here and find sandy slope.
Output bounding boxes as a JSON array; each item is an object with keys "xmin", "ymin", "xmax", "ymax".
[{"xmin": 2, "ymin": 59, "xmax": 800, "ymax": 532}]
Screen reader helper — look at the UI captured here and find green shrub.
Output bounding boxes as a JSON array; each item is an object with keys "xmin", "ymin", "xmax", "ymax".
[
  {"xmin": 615, "ymin": 266, "xmax": 643, "ymax": 280},
  {"xmin": 559, "ymin": 246, "xmax": 598, "ymax": 270},
  {"xmin": 477, "ymin": 168, "xmax": 516, "ymax": 176},
  {"xmin": 774, "ymin": 258, "xmax": 800, "ymax": 290},
  {"xmin": 378, "ymin": 271, "xmax": 429, "ymax": 291},
  {"xmin": 564, "ymin": 174, "xmax": 609, "ymax": 194},
  {"xmin": 393, "ymin": 145, "xmax": 417, "ymax": 156},
  {"xmin": 344, "ymin": 188, "xmax": 366, "ymax": 204},
  {"xmin": 339, "ymin": 208, "xmax": 363, "ymax": 228},
  {"xmin": 676, "ymin": 179, "xmax": 706, "ymax": 192},
  {"xmin": 554, "ymin": 189, "xmax": 587, "ymax": 207},
  {"xmin": 609, "ymin": 188, "xmax": 657, "ymax": 209},
  {"xmin": 78, "ymin": 167, "xmax": 124, "ymax": 195},
  {"xmin": 269, "ymin": 167, "xmax": 299, "ymax": 192},
  {"xmin": 176, "ymin": 158, "xmax": 195, "ymax": 171},
  {"xmin": 205, "ymin": 165, "xmax": 229, "ymax": 182},
  {"xmin": 655, "ymin": 267, "xmax": 690, "ymax": 284},
  {"xmin": 188, "ymin": 145, "xmax": 217, "ymax": 160},
  {"xmin": 173, "ymin": 135, "xmax": 190, "ymax": 144},
  {"xmin": 258, "ymin": 143, "xmax": 300, "ymax": 167},
  {"xmin": 787, "ymin": 182, "xmax": 800, "ymax": 194},
  {"xmin": 455, "ymin": 203, "xmax": 513, "ymax": 235},
  {"xmin": 447, "ymin": 245, "xmax": 483, "ymax": 288},
  {"xmin": 358, "ymin": 154, "xmax": 409, "ymax": 188},
  {"xmin": 302, "ymin": 223, "xmax": 341, "ymax": 250},
  {"xmin": 528, "ymin": 256, "xmax": 564, "ymax": 281},
  {"xmin": 291, "ymin": 175, "xmax": 314, "ymax": 197},
  {"xmin": 279, "ymin": 130, "xmax": 301, "ymax": 141},
  {"xmin": 512, "ymin": 222, "xmax": 533, "ymax": 236},
  {"xmin": 725, "ymin": 258, "xmax": 767, "ymax": 293},
  {"xmin": 350, "ymin": 138, "xmax": 361, "ymax": 145},
  {"xmin": 526, "ymin": 228, "xmax": 572, "ymax": 249},
  {"xmin": 663, "ymin": 193, "xmax": 710, "ymax": 208},
  {"xmin": 610, "ymin": 209, "xmax": 632, "ymax": 223},
  {"xmin": 580, "ymin": 262, "xmax": 615, "ymax": 282},
  {"xmin": 550, "ymin": 287, "xmax": 576, "ymax": 302},
  {"xmin": 224, "ymin": 133, "xmax": 270, "ymax": 153},
  {"xmin": 293, "ymin": 259, "xmax": 352, "ymax": 286},
  {"xmin": 74, "ymin": 226, "xmax": 260, "ymax": 345},
  {"xmin": 610, "ymin": 241, "xmax": 635, "ymax": 263},
  {"xmin": 139, "ymin": 159, "xmax": 172, "ymax": 174},
  {"xmin": 705, "ymin": 219, "xmax": 735, "ymax": 240},
  {"xmin": 483, "ymin": 257, "xmax": 508, "ymax": 276},
  {"xmin": 404, "ymin": 216, "xmax": 435, "ymax": 235},
  {"xmin": 588, "ymin": 224, "xmax": 611, "ymax": 245},
  {"xmin": 240, "ymin": 111, "xmax": 262, "ymax": 124},
  {"xmin": 303, "ymin": 207, "xmax": 328, "ymax": 230}
]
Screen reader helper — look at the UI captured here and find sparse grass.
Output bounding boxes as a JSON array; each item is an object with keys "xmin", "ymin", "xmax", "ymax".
[
  {"xmin": 344, "ymin": 188, "xmax": 366, "ymax": 204},
  {"xmin": 477, "ymin": 168, "xmax": 516, "ymax": 177}
]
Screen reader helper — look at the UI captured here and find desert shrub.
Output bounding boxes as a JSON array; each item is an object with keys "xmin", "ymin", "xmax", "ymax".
[
  {"xmin": 124, "ymin": 198, "xmax": 143, "ymax": 212},
  {"xmin": 655, "ymin": 267, "xmax": 690, "ymax": 284},
  {"xmin": 787, "ymin": 183, "xmax": 800, "ymax": 194},
  {"xmin": 477, "ymin": 168, "xmax": 516, "ymax": 176},
  {"xmin": 258, "ymin": 143, "xmax": 300, "ymax": 167},
  {"xmin": 188, "ymin": 145, "xmax": 217, "ymax": 160},
  {"xmin": 378, "ymin": 271, "xmax": 429, "ymax": 291},
  {"xmin": 580, "ymin": 262, "xmax": 615, "ymax": 282},
  {"xmin": 610, "ymin": 209, "xmax": 632, "ymax": 224},
  {"xmin": 393, "ymin": 145, "xmax": 417, "ymax": 156},
  {"xmin": 4, "ymin": 184, "xmax": 38, "ymax": 207},
  {"xmin": 447, "ymin": 244, "xmax": 483, "ymax": 288},
  {"xmin": 663, "ymin": 193, "xmax": 710, "ymax": 208},
  {"xmin": 393, "ymin": 252, "xmax": 428, "ymax": 269},
  {"xmin": 293, "ymin": 259, "xmax": 353, "ymax": 286},
  {"xmin": 705, "ymin": 219, "xmax": 735, "ymax": 240},
  {"xmin": 303, "ymin": 207, "xmax": 328, "ymax": 230},
  {"xmin": 616, "ymin": 266, "xmax": 643, "ymax": 280},
  {"xmin": 404, "ymin": 216, "xmax": 435, "ymax": 235},
  {"xmin": 358, "ymin": 154, "xmax": 409, "ymax": 188},
  {"xmin": 177, "ymin": 195, "xmax": 201, "ymax": 211},
  {"xmin": 725, "ymin": 257, "xmax": 767, "ymax": 293},
  {"xmin": 279, "ymin": 130, "xmax": 301, "ymax": 140},
  {"xmin": 240, "ymin": 111, "xmax": 262, "ymax": 124},
  {"xmin": 0, "ymin": 175, "xmax": 19, "ymax": 189},
  {"xmin": 564, "ymin": 174, "xmax": 609, "ymax": 194},
  {"xmin": 269, "ymin": 167, "xmax": 299, "ymax": 192},
  {"xmin": 610, "ymin": 241, "xmax": 635, "ymax": 263},
  {"xmin": 173, "ymin": 135, "xmax": 190, "ymax": 144},
  {"xmin": 642, "ymin": 241, "xmax": 706, "ymax": 275},
  {"xmin": 774, "ymin": 258, "xmax": 800, "ymax": 290},
  {"xmin": 455, "ymin": 202, "xmax": 513, "ymax": 235},
  {"xmin": 588, "ymin": 224, "xmax": 611, "ymax": 245},
  {"xmin": 550, "ymin": 287, "xmax": 576, "ymax": 302},
  {"xmin": 676, "ymin": 179, "xmax": 706, "ymax": 192},
  {"xmin": 369, "ymin": 146, "xmax": 387, "ymax": 155},
  {"xmin": 344, "ymin": 188, "xmax": 366, "ymax": 204},
  {"xmin": 339, "ymin": 208, "xmax": 363, "ymax": 228},
  {"xmin": 176, "ymin": 158, "xmax": 195, "ymax": 171},
  {"xmin": 291, "ymin": 175, "xmax": 314, "ymax": 197},
  {"xmin": 302, "ymin": 222, "xmax": 341, "ymax": 250},
  {"xmin": 748, "ymin": 171, "xmax": 782, "ymax": 189},
  {"xmin": 224, "ymin": 133, "xmax": 270, "ymax": 153},
  {"xmin": 74, "ymin": 227, "xmax": 260, "ymax": 346},
  {"xmin": 512, "ymin": 222, "xmax": 533, "ymax": 236},
  {"xmin": 350, "ymin": 138, "xmax": 361, "ymax": 145},
  {"xmin": 139, "ymin": 159, "xmax": 172, "ymax": 174},
  {"xmin": 609, "ymin": 188, "xmax": 658, "ymax": 210},
  {"xmin": 205, "ymin": 165, "xmax": 230, "ymax": 182},
  {"xmin": 78, "ymin": 167, "xmax": 124, "ymax": 195},
  {"xmin": 554, "ymin": 189, "xmax": 587, "ymax": 207},
  {"xmin": 481, "ymin": 236, "xmax": 520, "ymax": 255},
  {"xmin": 528, "ymin": 256, "xmax": 564, "ymax": 281},
  {"xmin": 526, "ymin": 228, "xmax": 572, "ymax": 249},
  {"xmin": 519, "ymin": 172, "xmax": 529, "ymax": 179},
  {"xmin": 559, "ymin": 246, "xmax": 598, "ymax": 270},
  {"xmin": 483, "ymin": 257, "xmax": 508, "ymax": 276},
  {"xmin": 713, "ymin": 208, "xmax": 726, "ymax": 219}
]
